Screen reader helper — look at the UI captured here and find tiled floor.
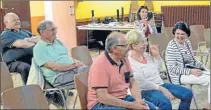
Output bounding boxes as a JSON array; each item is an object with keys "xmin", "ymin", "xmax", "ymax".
[{"xmin": 12, "ymin": 47, "xmax": 210, "ymax": 109}]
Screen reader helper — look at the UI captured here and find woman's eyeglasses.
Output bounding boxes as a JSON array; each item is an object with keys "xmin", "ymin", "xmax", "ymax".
[{"xmin": 116, "ymin": 44, "xmax": 127, "ymax": 47}]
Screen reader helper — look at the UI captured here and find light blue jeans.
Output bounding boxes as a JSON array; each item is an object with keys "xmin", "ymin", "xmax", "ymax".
[{"xmin": 141, "ymin": 83, "xmax": 193, "ymax": 110}]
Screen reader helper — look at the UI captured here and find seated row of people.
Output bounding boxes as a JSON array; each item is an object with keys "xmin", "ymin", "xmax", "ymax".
[
  {"xmin": 0, "ymin": 5, "xmax": 153, "ymax": 85},
  {"xmin": 88, "ymin": 21, "xmax": 210, "ymax": 110},
  {"xmin": 1, "ymin": 12, "xmax": 210, "ymax": 109}
]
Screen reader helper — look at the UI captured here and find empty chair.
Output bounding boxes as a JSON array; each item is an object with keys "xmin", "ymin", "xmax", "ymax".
[
  {"xmin": 188, "ymin": 31, "xmax": 199, "ymax": 51},
  {"xmin": 1, "ymin": 62, "xmax": 13, "ymax": 94},
  {"xmin": 204, "ymin": 28, "xmax": 210, "ymax": 49},
  {"xmin": 163, "ymin": 27, "xmax": 173, "ymax": 42},
  {"xmin": 74, "ymin": 72, "xmax": 89, "ymax": 109},
  {"xmin": 148, "ymin": 33, "xmax": 168, "ymax": 56},
  {"xmin": 128, "ymin": 1, "xmax": 139, "ymax": 22},
  {"xmin": 71, "ymin": 46, "xmax": 93, "ymax": 66},
  {"xmin": 190, "ymin": 25, "xmax": 205, "ymax": 42},
  {"xmin": 1, "ymin": 85, "xmax": 48, "ymax": 109}
]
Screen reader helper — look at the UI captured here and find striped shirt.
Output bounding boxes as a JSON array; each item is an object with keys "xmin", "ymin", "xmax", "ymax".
[{"xmin": 165, "ymin": 39, "xmax": 204, "ymax": 84}]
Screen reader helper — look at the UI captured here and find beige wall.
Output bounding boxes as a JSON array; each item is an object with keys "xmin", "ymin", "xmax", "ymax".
[{"xmin": 50, "ymin": 1, "xmax": 77, "ymax": 50}]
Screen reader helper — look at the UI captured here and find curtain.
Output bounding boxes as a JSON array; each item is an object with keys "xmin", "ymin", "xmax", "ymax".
[{"xmin": 161, "ymin": 5, "xmax": 210, "ymax": 28}]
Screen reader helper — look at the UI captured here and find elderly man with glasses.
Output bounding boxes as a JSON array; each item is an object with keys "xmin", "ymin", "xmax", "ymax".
[
  {"xmin": 33, "ymin": 20, "xmax": 89, "ymax": 89},
  {"xmin": 87, "ymin": 32, "xmax": 157, "ymax": 110}
]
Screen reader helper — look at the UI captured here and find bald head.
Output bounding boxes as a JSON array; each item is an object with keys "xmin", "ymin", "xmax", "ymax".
[
  {"xmin": 4, "ymin": 13, "xmax": 21, "ymax": 30},
  {"xmin": 105, "ymin": 32, "xmax": 126, "ymax": 53}
]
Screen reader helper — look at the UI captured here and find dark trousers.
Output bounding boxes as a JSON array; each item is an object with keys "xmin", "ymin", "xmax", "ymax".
[{"xmin": 7, "ymin": 61, "xmax": 30, "ymax": 84}]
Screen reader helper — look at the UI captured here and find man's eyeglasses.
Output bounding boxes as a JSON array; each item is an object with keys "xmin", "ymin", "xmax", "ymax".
[{"xmin": 46, "ymin": 27, "xmax": 57, "ymax": 32}]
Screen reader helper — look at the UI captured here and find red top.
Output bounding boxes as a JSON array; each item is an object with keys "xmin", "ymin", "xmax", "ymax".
[{"xmin": 145, "ymin": 25, "xmax": 151, "ymax": 37}]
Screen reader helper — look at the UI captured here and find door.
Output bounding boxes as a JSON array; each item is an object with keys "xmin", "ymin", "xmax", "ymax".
[{"xmin": 2, "ymin": 1, "xmax": 31, "ymax": 31}]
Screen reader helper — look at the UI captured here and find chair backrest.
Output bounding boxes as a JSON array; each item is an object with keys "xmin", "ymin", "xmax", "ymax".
[
  {"xmin": 204, "ymin": 28, "xmax": 210, "ymax": 49},
  {"xmin": 148, "ymin": 33, "xmax": 169, "ymax": 56},
  {"xmin": 161, "ymin": 50, "xmax": 172, "ymax": 83},
  {"xmin": 74, "ymin": 72, "xmax": 89, "ymax": 109},
  {"xmin": 1, "ymin": 85, "xmax": 48, "ymax": 109},
  {"xmin": 1, "ymin": 62, "xmax": 13, "ymax": 94},
  {"xmin": 188, "ymin": 31, "xmax": 199, "ymax": 51},
  {"xmin": 163, "ymin": 27, "xmax": 173, "ymax": 42},
  {"xmin": 130, "ymin": 1, "xmax": 139, "ymax": 13},
  {"xmin": 26, "ymin": 58, "xmax": 45, "ymax": 90},
  {"xmin": 190, "ymin": 25, "xmax": 205, "ymax": 41},
  {"xmin": 71, "ymin": 46, "xmax": 93, "ymax": 66},
  {"xmin": 0, "ymin": 52, "xmax": 3, "ymax": 62}
]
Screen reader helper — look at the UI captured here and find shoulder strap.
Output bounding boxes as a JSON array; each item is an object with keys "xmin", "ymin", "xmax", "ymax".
[{"xmin": 173, "ymin": 39, "xmax": 185, "ymax": 67}]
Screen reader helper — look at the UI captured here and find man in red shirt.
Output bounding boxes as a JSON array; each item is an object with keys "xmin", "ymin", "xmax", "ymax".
[{"xmin": 87, "ymin": 32, "xmax": 156, "ymax": 109}]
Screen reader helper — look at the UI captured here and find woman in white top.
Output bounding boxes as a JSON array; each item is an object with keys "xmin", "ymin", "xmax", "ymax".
[{"xmin": 126, "ymin": 30, "xmax": 193, "ymax": 110}]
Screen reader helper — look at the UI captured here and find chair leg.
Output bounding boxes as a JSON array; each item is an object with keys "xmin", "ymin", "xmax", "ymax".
[
  {"xmin": 73, "ymin": 93, "xmax": 78, "ymax": 109},
  {"xmin": 193, "ymin": 95, "xmax": 199, "ymax": 110},
  {"xmin": 190, "ymin": 86, "xmax": 199, "ymax": 110},
  {"xmin": 205, "ymin": 55, "xmax": 209, "ymax": 66}
]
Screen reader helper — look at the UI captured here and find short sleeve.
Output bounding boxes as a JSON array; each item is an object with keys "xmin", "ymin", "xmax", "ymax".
[
  {"xmin": 23, "ymin": 30, "xmax": 33, "ymax": 37},
  {"xmin": 1, "ymin": 32, "xmax": 17, "ymax": 48},
  {"xmin": 89, "ymin": 65, "xmax": 109, "ymax": 88},
  {"xmin": 33, "ymin": 46, "xmax": 51, "ymax": 67}
]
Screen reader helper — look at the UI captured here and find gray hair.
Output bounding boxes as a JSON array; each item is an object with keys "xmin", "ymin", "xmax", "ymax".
[
  {"xmin": 105, "ymin": 32, "xmax": 123, "ymax": 53},
  {"xmin": 37, "ymin": 20, "xmax": 53, "ymax": 35}
]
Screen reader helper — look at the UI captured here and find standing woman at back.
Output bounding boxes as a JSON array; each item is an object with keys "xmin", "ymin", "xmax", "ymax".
[{"xmin": 135, "ymin": 6, "xmax": 157, "ymax": 52}]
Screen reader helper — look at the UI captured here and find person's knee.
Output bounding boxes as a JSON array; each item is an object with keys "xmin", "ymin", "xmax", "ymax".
[
  {"xmin": 78, "ymin": 66, "xmax": 90, "ymax": 73},
  {"xmin": 19, "ymin": 62, "xmax": 30, "ymax": 72},
  {"xmin": 83, "ymin": 66, "xmax": 90, "ymax": 71},
  {"xmin": 181, "ymin": 89, "xmax": 193, "ymax": 101},
  {"xmin": 16, "ymin": 62, "xmax": 30, "ymax": 73},
  {"xmin": 159, "ymin": 100, "xmax": 172, "ymax": 110}
]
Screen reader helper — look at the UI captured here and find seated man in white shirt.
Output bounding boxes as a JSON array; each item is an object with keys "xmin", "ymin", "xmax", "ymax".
[{"xmin": 126, "ymin": 30, "xmax": 193, "ymax": 110}]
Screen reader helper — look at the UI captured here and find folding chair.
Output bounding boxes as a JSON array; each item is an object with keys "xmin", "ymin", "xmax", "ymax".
[
  {"xmin": 148, "ymin": 33, "xmax": 169, "ymax": 56},
  {"xmin": 30, "ymin": 58, "xmax": 72, "ymax": 109},
  {"xmin": 162, "ymin": 50, "xmax": 199, "ymax": 110},
  {"xmin": 0, "ymin": 52, "xmax": 3, "ymax": 62},
  {"xmin": 74, "ymin": 72, "xmax": 89, "ymax": 109},
  {"xmin": 188, "ymin": 31, "xmax": 209, "ymax": 64},
  {"xmin": 163, "ymin": 27, "xmax": 173, "ymax": 42},
  {"xmin": 1, "ymin": 85, "xmax": 48, "ymax": 109},
  {"xmin": 148, "ymin": 33, "xmax": 169, "ymax": 79},
  {"xmin": 71, "ymin": 46, "xmax": 93, "ymax": 66},
  {"xmin": 204, "ymin": 28, "xmax": 210, "ymax": 66},
  {"xmin": 190, "ymin": 25, "xmax": 205, "ymax": 42},
  {"xmin": 128, "ymin": 1, "xmax": 139, "ymax": 22},
  {"xmin": 1, "ymin": 62, "xmax": 13, "ymax": 94},
  {"xmin": 204, "ymin": 28, "xmax": 210, "ymax": 49}
]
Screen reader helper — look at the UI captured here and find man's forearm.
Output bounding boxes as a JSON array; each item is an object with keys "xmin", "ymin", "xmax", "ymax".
[
  {"xmin": 12, "ymin": 40, "xmax": 35, "ymax": 48},
  {"xmin": 26, "ymin": 36, "xmax": 40, "ymax": 43},
  {"xmin": 45, "ymin": 62, "xmax": 76, "ymax": 72},
  {"xmin": 99, "ymin": 93, "xmax": 133, "ymax": 109}
]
